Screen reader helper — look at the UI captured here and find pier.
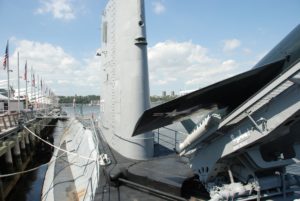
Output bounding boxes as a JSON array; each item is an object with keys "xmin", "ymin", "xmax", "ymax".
[{"xmin": 0, "ymin": 110, "xmax": 61, "ymax": 201}]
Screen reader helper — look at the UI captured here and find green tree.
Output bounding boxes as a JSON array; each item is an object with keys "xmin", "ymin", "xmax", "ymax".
[{"xmin": 58, "ymin": 95, "xmax": 100, "ymax": 104}]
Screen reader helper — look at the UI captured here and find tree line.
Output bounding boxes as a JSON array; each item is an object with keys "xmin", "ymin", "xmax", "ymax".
[
  {"xmin": 150, "ymin": 95, "xmax": 178, "ymax": 102},
  {"xmin": 58, "ymin": 95, "xmax": 100, "ymax": 104},
  {"xmin": 58, "ymin": 95, "xmax": 178, "ymax": 104}
]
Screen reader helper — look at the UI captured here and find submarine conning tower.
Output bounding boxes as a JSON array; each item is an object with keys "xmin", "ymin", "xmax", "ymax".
[{"xmin": 99, "ymin": 0, "xmax": 154, "ymax": 160}]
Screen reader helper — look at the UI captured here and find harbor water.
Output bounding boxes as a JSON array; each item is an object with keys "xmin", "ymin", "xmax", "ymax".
[
  {"xmin": 6, "ymin": 105, "xmax": 99, "ymax": 201},
  {"xmin": 63, "ymin": 105, "xmax": 100, "ymax": 117}
]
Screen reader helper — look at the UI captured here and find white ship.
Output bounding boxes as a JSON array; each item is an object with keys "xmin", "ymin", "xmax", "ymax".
[{"xmin": 42, "ymin": 0, "xmax": 300, "ymax": 200}]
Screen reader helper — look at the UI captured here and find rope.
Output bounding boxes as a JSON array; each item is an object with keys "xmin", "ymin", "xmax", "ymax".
[
  {"xmin": 27, "ymin": 123, "xmax": 66, "ymax": 128},
  {"xmin": 0, "ymin": 152, "xmax": 66, "ymax": 178},
  {"xmin": 0, "ymin": 119, "xmax": 99, "ymax": 178},
  {"xmin": 26, "ymin": 120, "xmax": 67, "ymax": 127},
  {"xmin": 24, "ymin": 126, "xmax": 98, "ymax": 162}
]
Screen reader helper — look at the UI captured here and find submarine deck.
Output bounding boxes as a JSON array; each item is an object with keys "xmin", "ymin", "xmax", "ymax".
[
  {"xmin": 42, "ymin": 117, "xmax": 300, "ymax": 201},
  {"xmin": 45, "ymin": 117, "xmax": 207, "ymax": 201},
  {"xmin": 93, "ymin": 125, "xmax": 208, "ymax": 201}
]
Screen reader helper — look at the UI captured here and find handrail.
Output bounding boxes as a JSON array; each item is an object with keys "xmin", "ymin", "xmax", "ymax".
[
  {"xmin": 162, "ymin": 126, "xmax": 188, "ymax": 136},
  {"xmin": 157, "ymin": 132, "xmax": 175, "ymax": 140},
  {"xmin": 153, "ymin": 126, "xmax": 188, "ymax": 155},
  {"xmin": 155, "ymin": 137, "xmax": 176, "ymax": 147},
  {"xmin": 0, "ymin": 111, "xmax": 35, "ymax": 133}
]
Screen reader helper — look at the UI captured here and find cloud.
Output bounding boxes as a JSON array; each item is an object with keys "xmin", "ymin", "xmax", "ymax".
[
  {"xmin": 223, "ymin": 39, "xmax": 241, "ymax": 52},
  {"xmin": 148, "ymin": 41, "xmax": 214, "ymax": 72},
  {"xmin": 154, "ymin": 77, "xmax": 177, "ymax": 86},
  {"xmin": 2, "ymin": 38, "xmax": 101, "ymax": 95},
  {"xmin": 2, "ymin": 39, "xmax": 249, "ymax": 96},
  {"xmin": 184, "ymin": 59, "xmax": 237, "ymax": 86},
  {"xmin": 152, "ymin": 1, "xmax": 166, "ymax": 15},
  {"xmin": 36, "ymin": 0, "xmax": 75, "ymax": 21},
  {"xmin": 222, "ymin": 59, "xmax": 237, "ymax": 68},
  {"xmin": 148, "ymin": 41, "xmax": 243, "ymax": 92},
  {"xmin": 243, "ymin": 48, "xmax": 252, "ymax": 55},
  {"xmin": 58, "ymin": 80, "xmax": 71, "ymax": 84},
  {"xmin": 13, "ymin": 39, "xmax": 78, "ymax": 73}
]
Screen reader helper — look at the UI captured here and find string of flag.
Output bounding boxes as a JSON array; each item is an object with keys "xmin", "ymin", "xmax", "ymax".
[
  {"xmin": 2, "ymin": 40, "xmax": 56, "ymax": 110},
  {"xmin": 2, "ymin": 40, "xmax": 8, "ymax": 70}
]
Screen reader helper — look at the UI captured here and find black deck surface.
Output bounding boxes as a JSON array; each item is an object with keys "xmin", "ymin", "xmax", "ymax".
[
  {"xmin": 94, "ymin": 126, "xmax": 208, "ymax": 201},
  {"xmin": 94, "ymin": 165, "xmax": 169, "ymax": 201},
  {"xmin": 94, "ymin": 152, "xmax": 196, "ymax": 201},
  {"xmin": 126, "ymin": 155, "xmax": 193, "ymax": 196}
]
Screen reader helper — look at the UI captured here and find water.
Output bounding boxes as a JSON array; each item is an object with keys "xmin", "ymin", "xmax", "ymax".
[
  {"xmin": 63, "ymin": 105, "xmax": 100, "ymax": 117},
  {"xmin": 6, "ymin": 120, "xmax": 68, "ymax": 201},
  {"xmin": 7, "ymin": 165, "xmax": 49, "ymax": 201}
]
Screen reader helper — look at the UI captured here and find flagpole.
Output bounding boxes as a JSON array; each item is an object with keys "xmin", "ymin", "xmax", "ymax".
[
  {"xmin": 6, "ymin": 40, "xmax": 10, "ymax": 113},
  {"xmin": 41, "ymin": 78, "xmax": 43, "ymax": 112},
  {"xmin": 25, "ymin": 61, "xmax": 28, "ymax": 109},
  {"xmin": 37, "ymin": 75, "xmax": 39, "ymax": 109},
  {"xmin": 25, "ymin": 79, "xmax": 28, "ymax": 109},
  {"xmin": 30, "ymin": 67, "xmax": 33, "ymax": 107},
  {"xmin": 17, "ymin": 52, "xmax": 20, "ymax": 113},
  {"xmin": 34, "ymin": 75, "xmax": 38, "ymax": 109},
  {"xmin": 31, "ymin": 71, "xmax": 36, "ymax": 107},
  {"xmin": 42, "ymin": 79, "xmax": 44, "ymax": 112}
]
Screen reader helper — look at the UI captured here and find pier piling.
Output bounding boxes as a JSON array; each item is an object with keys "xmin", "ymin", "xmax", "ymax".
[
  {"xmin": 0, "ymin": 110, "xmax": 61, "ymax": 201},
  {"xmin": 20, "ymin": 136, "xmax": 27, "ymax": 160},
  {"xmin": 4, "ymin": 147, "xmax": 13, "ymax": 173},
  {"xmin": 12, "ymin": 137, "xmax": 22, "ymax": 171},
  {"xmin": 25, "ymin": 134, "xmax": 30, "ymax": 154},
  {"xmin": 0, "ymin": 171, "xmax": 4, "ymax": 201}
]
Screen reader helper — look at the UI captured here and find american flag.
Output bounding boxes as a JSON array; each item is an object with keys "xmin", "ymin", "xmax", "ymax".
[
  {"xmin": 3, "ymin": 41, "xmax": 8, "ymax": 70},
  {"xmin": 24, "ymin": 61, "xmax": 27, "ymax": 80},
  {"xmin": 32, "ymin": 73, "xmax": 35, "ymax": 87}
]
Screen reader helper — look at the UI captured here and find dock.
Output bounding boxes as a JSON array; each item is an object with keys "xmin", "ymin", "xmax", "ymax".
[{"xmin": 0, "ymin": 110, "xmax": 64, "ymax": 201}]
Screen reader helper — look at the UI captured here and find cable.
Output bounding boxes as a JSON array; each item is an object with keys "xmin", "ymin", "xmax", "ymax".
[
  {"xmin": 26, "ymin": 119, "xmax": 67, "ymax": 127},
  {"xmin": 24, "ymin": 126, "xmax": 98, "ymax": 162},
  {"xmin": 27, "ymin": 123, "xmax": 66, "ymax": 128},
  {"xmin": 0, "ymin": 152, "xmax": 66, "ymax": 178}
]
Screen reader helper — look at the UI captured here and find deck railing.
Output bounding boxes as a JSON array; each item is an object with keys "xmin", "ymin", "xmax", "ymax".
[
  {"xmin": 0, "ymin": 109, "xmax": 52, "ymax": 134},
  {"xmin": 154, "ymin": 126, "xmax": 188, "ymax": 153},
  {"xmin": 0, "ymin": 111, "xmax": 36, "ymax": 133}
]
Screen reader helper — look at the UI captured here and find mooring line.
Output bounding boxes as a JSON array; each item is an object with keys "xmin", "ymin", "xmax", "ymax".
[
  {"xmin": 24, "ymin": 126, "xmax": 98, "ymax": 162},
  {"xmin": 36, "ymin": 124, "xmax": 66, "ymax": 128},
  {"xmin": 0, "ymin": 152, "xmax": 66, "ymax": 178},
  {"xmin": 26, "ymin": 122, "xmax": 67, "ymax": 128}
]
